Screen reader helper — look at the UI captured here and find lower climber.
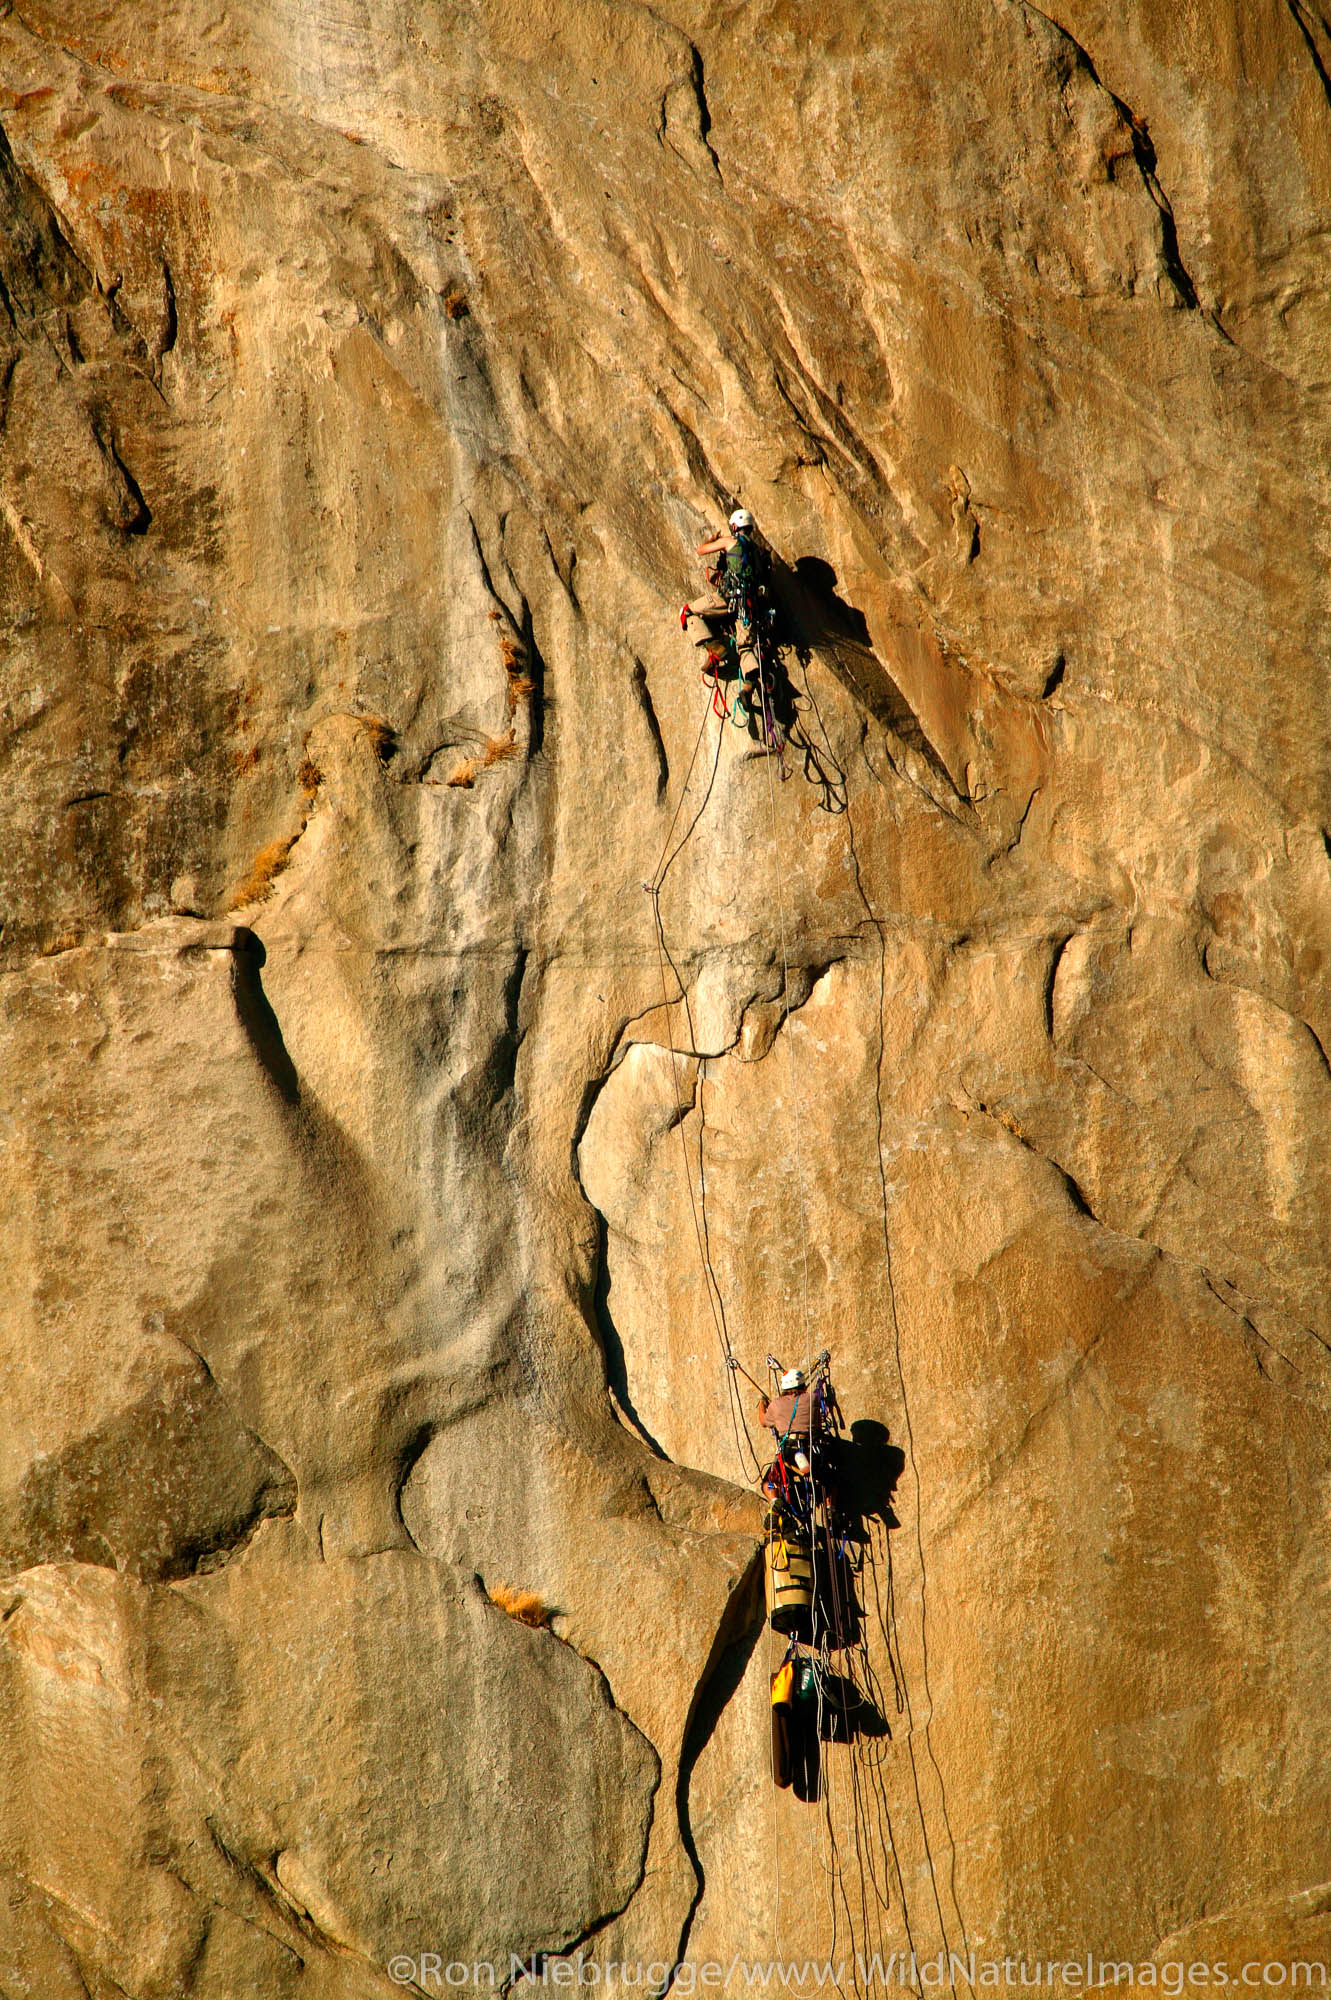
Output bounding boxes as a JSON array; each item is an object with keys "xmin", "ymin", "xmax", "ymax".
[{"xmin": 760, "ymin": 1363, "xmax": 829, "ymax": 1484}]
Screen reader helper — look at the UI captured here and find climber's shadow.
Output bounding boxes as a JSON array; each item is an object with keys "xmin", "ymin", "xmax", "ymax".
[
  {"xmin": 753, "ymin": 554, "xmax": 860, "ymax": 812},
  {"xmin": 800, "ymin": 1419, "xmax": 904, "ymax": 1745},
  {"xmin": 783, "ymin": 555, "xmax": 872, "ymax": 648},
  {"xmin": 769, "ymin": 550, "xmax": 959, "ymax": 804},
  {"xmin": 822, "ymin": 1419, "xmax": 903, "ymax": 1531},
  {"xmin": 818, "ymin": 1670, "xmax": 891, "ymax": 1744}
]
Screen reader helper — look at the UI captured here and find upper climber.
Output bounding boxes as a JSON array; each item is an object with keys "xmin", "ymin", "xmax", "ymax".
[
  {"xmin": 710, "ymin": 509, "xmax": 769, "ymax": 610},
  {"xmin": 681, "ymin": 507, "xmax": 770, "ymax": 652}
]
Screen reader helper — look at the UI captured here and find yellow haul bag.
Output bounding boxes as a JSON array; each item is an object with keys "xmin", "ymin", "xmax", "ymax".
[{"xmin": 765, "ymin": 1534, "xmax": 814, "ymax": 1634}]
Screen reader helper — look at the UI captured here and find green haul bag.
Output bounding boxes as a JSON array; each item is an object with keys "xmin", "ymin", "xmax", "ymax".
[{"xmin": 766, "ymin": 1533, "xmax": 814, "ymax": 1636}]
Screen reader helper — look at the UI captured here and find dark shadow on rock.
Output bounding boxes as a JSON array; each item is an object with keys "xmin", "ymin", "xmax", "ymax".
[
  {"xmin": 231, "ymin": 929, "xmax": 300, "ymax": 1105},
  {"xmin": 592, "ymin": 1212, "xmax": 668, "ymax": 1458},
  {"xmin": 818, "ymin": 1421, "xmax": 904, "ymax": 1530},
  {"xmin": 673, "ymin": 1555, "xmax": 767, "ymax": 1954},
  {"xmin": 846, "ymin": 1419, "xmax": 905, "ymax": 1527},
  {"xmin": 681, "ymin": 1557, "xmax": 766, "ymax": 1779},
  {"xmin": 769, "ymin": 552, "xmax": 964, "ymax": 805},
  {"xmin": 790, "ymin": 555, "xmax": 871, "ymax": 645},
  {"xmin": 818, "ymin": 1668, "xmax": 891, "ymax": 1743}
]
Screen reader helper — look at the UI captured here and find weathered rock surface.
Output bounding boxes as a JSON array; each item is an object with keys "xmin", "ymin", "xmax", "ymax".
[
  {"xmin": 0, "ymin": 1535, "xmax": 658, "ymax": 1992},
  {"xmin": 3, "ymin": 0, "xmax": 1331, "ymax": 1991}
]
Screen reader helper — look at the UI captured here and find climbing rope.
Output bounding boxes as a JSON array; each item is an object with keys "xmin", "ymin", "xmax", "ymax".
[
  {"xmin": 843, "ymin": 794, "xmax": 973, "ymax": 1984},
  {"xmin": 674, "ymin": 586, "xmax": 880, "ymax": 1985},
  {"xmin": 750, "ymin": 616, "xmax": 815, "ymax": 1375},
  {"xmin": 647, "ymin": 700, "xmax": 766, "ymax": 1486},
  {"xmin": 793, "ymin": 651, "xmax": 970, "ymax": 1987},
  {"xmin": 747, "ymin": 616, "xmax": 859, "ymax": 1983}
]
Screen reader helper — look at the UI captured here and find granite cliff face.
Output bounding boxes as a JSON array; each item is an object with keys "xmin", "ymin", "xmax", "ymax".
[{"xmin": 4, "ymin": 1, "xmax": 1331, "ymax": 1992}]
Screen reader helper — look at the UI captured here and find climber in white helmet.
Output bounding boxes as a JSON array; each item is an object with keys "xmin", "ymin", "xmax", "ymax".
[
  {"xmin": 758, "ymin": 1364, "xmax": 819, "ymax": 1480},
  {"xmin": 680, "ymin": 506, "xmax": 765, "ymax": 653},
  {"xmin": 759, "ymin": 1366, "xmax": 814, "ymax": 1442}
]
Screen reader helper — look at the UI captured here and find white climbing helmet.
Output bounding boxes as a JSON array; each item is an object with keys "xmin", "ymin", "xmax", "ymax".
[
  {"xmin": 729, "ymin": 508, "xmax": 754, "ymax": 531},
  {"xmin": 779, "ymin": 1367, "xmax": 806, "ymax": 1393}
]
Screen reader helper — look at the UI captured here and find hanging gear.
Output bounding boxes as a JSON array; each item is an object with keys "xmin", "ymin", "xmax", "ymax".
[
  {"xmin": 765, "ymin": 1529, "xmax": 815, "ymax": 1636},
  {"xmin": 771, "ymin": 1649, "xmax": 821, "ymax": 1796}
]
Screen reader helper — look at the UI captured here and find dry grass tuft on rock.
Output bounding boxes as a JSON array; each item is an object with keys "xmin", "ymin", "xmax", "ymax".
[
  {"xmin": 358, "ymin": 715, "xmax": 396, "ymax": 762},
  {"xmin": 224, "ymin": 742, "xmax": 332, "ymax": 906},
  {"xmin": 500, "ymin": 634, "xmax": 535, "ymax": 714},
  {"xmin": 445, "ymin": 729, "xmax": 518, "ymax": 788},
  {"xmin": 225, "ymin": 835, "xmax": 298, "ymax": 911},
  {"xmin": 487, "ymin": 1584, "xmax": 551, "ymax": 1628}
]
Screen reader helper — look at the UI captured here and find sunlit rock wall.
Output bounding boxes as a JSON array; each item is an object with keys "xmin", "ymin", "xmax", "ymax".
[{"xmin": 3, "ymin": 1, "xmax": 1331, "ymax": 1992}]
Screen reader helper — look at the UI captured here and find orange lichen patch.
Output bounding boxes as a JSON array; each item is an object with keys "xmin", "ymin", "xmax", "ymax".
[
  {"xmin": 187, "ymin": 65, "xmax": 257, "ymax": 98},
  {"xmin": 445, "ymin": 757, "xmax": 478, "ymax": 789},
  {"xmin": 296, "ymin": 758, "xmax": 321, "ymax": 795},
  {"xmin": 487, "ymin": 1585, "xmax": 550, "ymax": 1629},
  {"xmin": 443, "ymin": 287, "xmax": 470, "ymax": 319},
  {"xmin": 232, "ymin": 744, "xmax": 261, "ymax": 775},
  {"xmin": 224, "ymin": 835, "xmax": 296, "ymax": 911}
]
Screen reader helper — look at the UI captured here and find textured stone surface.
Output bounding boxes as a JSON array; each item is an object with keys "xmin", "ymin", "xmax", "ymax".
[
  {"xmin": 3, "ymin": 0, "xmax": 1331, "ymax": 1991},
  {"xmin": 0, "ymin": 1535, "xmax": 659, "ymax": 1991}
]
